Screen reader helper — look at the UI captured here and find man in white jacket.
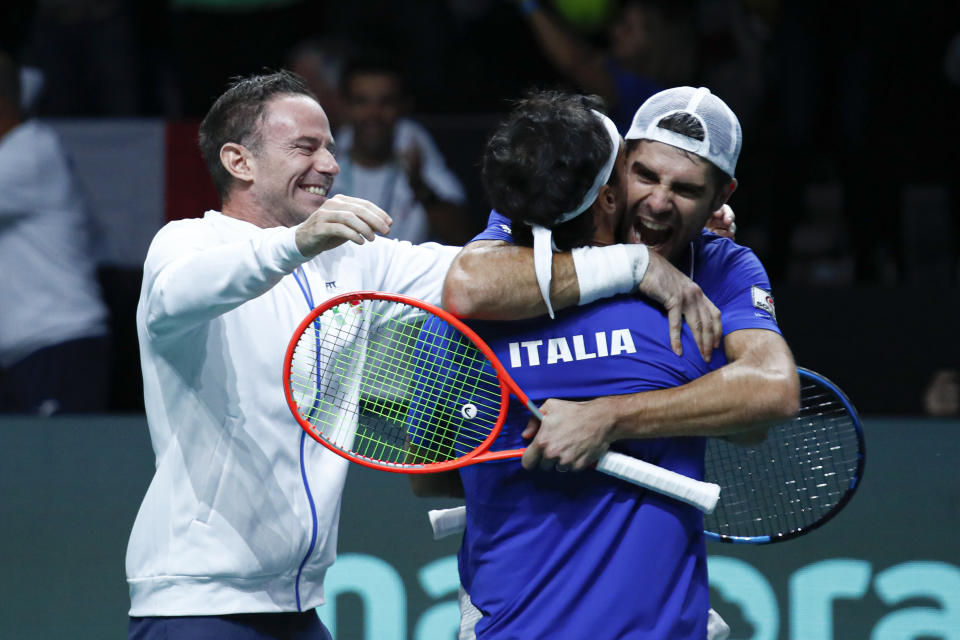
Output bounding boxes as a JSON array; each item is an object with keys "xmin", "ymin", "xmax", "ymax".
[
  {"xmin": 126, "ymin": 69, "xmax": 462, "ymax": 639},
  {"xmin": 126, "ymin": 70, "xmax": 715, "ymax": 639}
]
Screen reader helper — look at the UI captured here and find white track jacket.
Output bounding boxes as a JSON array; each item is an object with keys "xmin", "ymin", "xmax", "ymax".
[{"xmin": 127, "ymin": 211, "xmax": 457, "ymax": 615}]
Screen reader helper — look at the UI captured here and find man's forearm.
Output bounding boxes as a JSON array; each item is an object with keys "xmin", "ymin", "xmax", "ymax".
[
  {"xmin": 442, "ymin": 239, "xmax": 723, "ymax": 360},
  {"xmin": 442, "ymin": 240, "xmax": 579, "ymax": 319},
  {"xmin": 527, "ymin": 329, "xmax": 799, "ymax": 468},
  {"xmin": 441, "ymin": 240, "xmax": 652, "ymax": 320},
  {"xmin": 608, "ymin": 361, "xmax": 796, "ymax": 439},
  {"xmin": 605, "ymin": 331, "xmax": 800, "ymax": 440},
  {"xmin": 519, "ymin": 331, "xmax": 798, "ymax": 471}
]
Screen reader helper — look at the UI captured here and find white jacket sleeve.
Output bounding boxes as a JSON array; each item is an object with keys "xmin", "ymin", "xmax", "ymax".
[
  {"xmin": 372, "ymin": 240, "xmax": 460, "ymax": 305},
  {"xmin": 142, "ymin": 221, "xmax": 307, "ymax": 341}
]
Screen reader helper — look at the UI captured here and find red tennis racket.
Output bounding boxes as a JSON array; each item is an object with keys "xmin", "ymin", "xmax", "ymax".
[{"xmin": 283, "ymin": 291, "xmax": 720, "ymax": 513}]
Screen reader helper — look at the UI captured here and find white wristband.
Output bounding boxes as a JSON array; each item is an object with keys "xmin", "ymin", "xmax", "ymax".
[{"xmin": 571, "ymin": 244, "xmax": 650, "ymax": 305}]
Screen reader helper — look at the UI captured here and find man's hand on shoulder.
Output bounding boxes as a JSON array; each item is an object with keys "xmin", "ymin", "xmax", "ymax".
[
  {"xmin": 638, "ymin": 251, "xmax": 721, "ymax": 362},
  {"xmin": 295, "ymin": 194, "xmax": 393, "ymax": 258}
]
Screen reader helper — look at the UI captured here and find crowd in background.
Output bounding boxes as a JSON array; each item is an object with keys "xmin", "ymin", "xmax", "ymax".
[
  {"xmin": 0, "ymin": 0, "xmax": 958, "ymax": 415},
  {"xmin": 3, "ymin": 0, "xmax": 958, "ymax": 282}
]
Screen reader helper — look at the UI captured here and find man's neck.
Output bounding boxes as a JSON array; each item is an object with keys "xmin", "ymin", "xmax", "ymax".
[
  {"xmin": 669, "ymin": 237, "xmax": 700, "ymax": 275},
  {"xmin": 221, "ymin": 195, "xmax": 289, "ymax": 229}
]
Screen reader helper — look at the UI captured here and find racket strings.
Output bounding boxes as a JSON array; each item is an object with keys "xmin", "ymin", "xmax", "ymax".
[
  {"xmin": 399, "ymin": 321, "xmax": 500, "ymax": 462},
  {"xmin": 703, "ymin": 379, "xmax": 862, "ymax": 540},
  {"xmin": 288, "ymin": 299, "xmax": 504, "ymax": 468}
]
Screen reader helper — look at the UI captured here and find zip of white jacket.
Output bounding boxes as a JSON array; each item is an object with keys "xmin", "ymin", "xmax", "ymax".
[{"xmin": 127, "ymin": 210, "xmax": 457, "ymax": 616}]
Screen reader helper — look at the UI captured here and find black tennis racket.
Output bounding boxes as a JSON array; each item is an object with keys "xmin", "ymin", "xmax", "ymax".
[
  {"xmin": 703, "ymin": 367, "xmax": 864, "ymax": 543},
  {"xmin": 428, "ymin": 368, "xmax": 865, "ymax": 544}
]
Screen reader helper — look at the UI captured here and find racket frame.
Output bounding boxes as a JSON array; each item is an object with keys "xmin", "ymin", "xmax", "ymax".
[
  {"xmin": 283, "ymin": 291, "xmax": 535, "ymax": 473},
  {"xmin": 703, "ymin": 367, "xmax": 866, "ymax": 544}
]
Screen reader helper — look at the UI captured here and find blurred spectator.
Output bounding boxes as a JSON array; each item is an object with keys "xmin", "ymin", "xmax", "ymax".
[
  {"xmin": 758, "ymin": 0, "xmax": 874, "ymax": 283},
  {"xmin": 17, "ymin": 66, "xmax": 45, "ymax": 113},
  {"xmin": 0, "ymin": 53, "xmax": 111, "ymax": 415},
  {"xmin": 18, "ymin": 0, "xmax": 141, "ymax": 116},
  {"xmin": 512, "ymin": 0, "xmax": 698, "ymax": 131},
  {"xmin": 946, "ymin": 31, "xmax": 960, "ymax": 86},
  {"xmin": 761, "ymin": 0, "xmax": 959, "ymax": 286},
  {"xmin": 923, "ymin": 369, "xmax": 960, "ymax": 417},
  {"xmin": 923, "ymin": 369, "xmax": 960, "ymax": 418},
  {"xmin": 695, "ymin": 0, "xmax": 769, "ymax": 133},
  {"xmin": 318, "ymin": 1, "xmax": 457, "ymax": 112},
  {"xmin": 285, "ymin": 37, "xmax": 353, "ymax": 133},
  {"xmin": 166, "ymin": 0, "xmax": 319, "ymax": 117},
  {"xmin": 330, "ymin": 54, "xmax": 473, "ymax": 245}
]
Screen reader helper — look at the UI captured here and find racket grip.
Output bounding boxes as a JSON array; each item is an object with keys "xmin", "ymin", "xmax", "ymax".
[
  {"xmin": 596, "ymin": 451, "xmax": 720, "ymax": 513},
  {"xmin": 426, "ymin": 457, "xmax": 719, "ymax": 539},
  {"xmin": 428, "ymin": 506, "xmax": 467, "ymax": 540}
]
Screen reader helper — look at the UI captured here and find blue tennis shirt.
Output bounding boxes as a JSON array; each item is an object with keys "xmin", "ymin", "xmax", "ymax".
[{"xmin": 431, "ymin": 212, "xmax": 780, "ymax": 638}]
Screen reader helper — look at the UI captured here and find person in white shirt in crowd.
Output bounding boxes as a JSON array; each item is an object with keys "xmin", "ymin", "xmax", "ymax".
[
  {"xmin": 285, "ymin": 37, "xmax": 352, "ymax": 133},
  {"xmin": 329, "ymin": 53, "xmax": 474, "ymax": 245},
  {"xmin": 0, "ymin": 52, "xmax": 110, "ymax": 415},
  {"xmin": 286, "ymin": 37, "xmax": 455, "ymax": 175}
]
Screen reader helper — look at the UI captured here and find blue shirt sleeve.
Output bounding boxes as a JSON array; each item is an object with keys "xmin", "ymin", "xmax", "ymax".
[
  {"xmin": 695, "ymin": 237, "xmax": 781, "ymax": 336},
  {"xmin": 470, "ymin": 210, "xmax": 514, "ymax": 243}
]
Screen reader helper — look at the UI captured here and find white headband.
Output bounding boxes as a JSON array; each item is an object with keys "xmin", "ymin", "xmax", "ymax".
[{"xmin": 531, "ymin": 110, "xmax": 621, "ymax": 318}]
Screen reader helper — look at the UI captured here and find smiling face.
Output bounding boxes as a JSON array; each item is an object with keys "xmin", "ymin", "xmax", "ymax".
[
  {"xmin": 246, "ymin": 94, "xmax": 339, "ymax": 227},
  {"xmin": 621, "ymin": 139, "xmax": 731, "ymax": 262}
]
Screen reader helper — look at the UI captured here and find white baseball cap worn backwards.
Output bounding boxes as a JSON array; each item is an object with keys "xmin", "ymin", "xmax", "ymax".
[{"xmin": 624, "ymin": 86, "xmax": 742, "ymax": 178}]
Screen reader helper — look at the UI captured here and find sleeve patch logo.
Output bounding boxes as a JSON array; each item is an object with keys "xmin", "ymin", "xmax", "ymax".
[{"xmin": 751, "ymin": 286, "xmax": 777, "ymax": 320}]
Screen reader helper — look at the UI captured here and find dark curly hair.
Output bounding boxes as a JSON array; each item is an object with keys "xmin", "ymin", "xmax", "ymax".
[
  {"xmin": 481, "ymin": 90, "xmax": 617, "ymax": 250},
  {"xmin": 198, "ymin": 70, "xmax": 317, "ymax": 202}
]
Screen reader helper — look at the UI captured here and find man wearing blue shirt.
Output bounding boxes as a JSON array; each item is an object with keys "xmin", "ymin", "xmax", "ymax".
[
  {"xmin": 443, "ymin": 87, "xmax": 797, "ymax": 472},
  {"xmin": 420, "ymin": 87, "xmax": 798, "ymax": 638}
]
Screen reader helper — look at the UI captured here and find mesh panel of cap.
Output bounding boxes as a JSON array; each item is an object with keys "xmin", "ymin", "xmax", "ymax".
[{"xmin": 624, "ymin": 86, "xmax": 742, "ymax": 178}]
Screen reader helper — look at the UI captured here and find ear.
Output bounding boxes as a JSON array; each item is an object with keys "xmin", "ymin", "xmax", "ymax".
[
  {"xmin": 220, "ymin": 142, "xmax": 255, "ymax": 183},
  {"xmin": 590, "ymin": 184, "xmax": 620, "ymax": 244},
  {"xmin": 711, "ymin": 178, "xmax": 738, "ymax": 211},
  {"xmin": 597, "ymin": 183, "xmax": 618, "ymax": 213}
]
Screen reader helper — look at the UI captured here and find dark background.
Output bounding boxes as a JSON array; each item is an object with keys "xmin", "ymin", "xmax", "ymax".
[{"xmin": 2, "ymin": 0, "xmax": 959, "ymax": 414}]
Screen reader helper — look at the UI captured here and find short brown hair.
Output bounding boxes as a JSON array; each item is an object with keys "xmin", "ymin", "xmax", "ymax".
[{"xmin": 198, "ymin": 70, "xmax": 316, "ymax": 201}]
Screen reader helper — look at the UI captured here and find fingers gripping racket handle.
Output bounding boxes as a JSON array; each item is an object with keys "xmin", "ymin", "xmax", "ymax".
[
  {"xmin": 429, "ymin": 506, "xmax": 467, "ymax": 540},
  {"xmin": 596, "ymin": 451, "xmax": 720, "ymax": 513}
]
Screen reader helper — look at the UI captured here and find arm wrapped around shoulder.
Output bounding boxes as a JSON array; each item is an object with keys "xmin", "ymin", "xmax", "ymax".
[{"xmin": 571, "ymin": 244, "xmax": 649, "ymax": 306}]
